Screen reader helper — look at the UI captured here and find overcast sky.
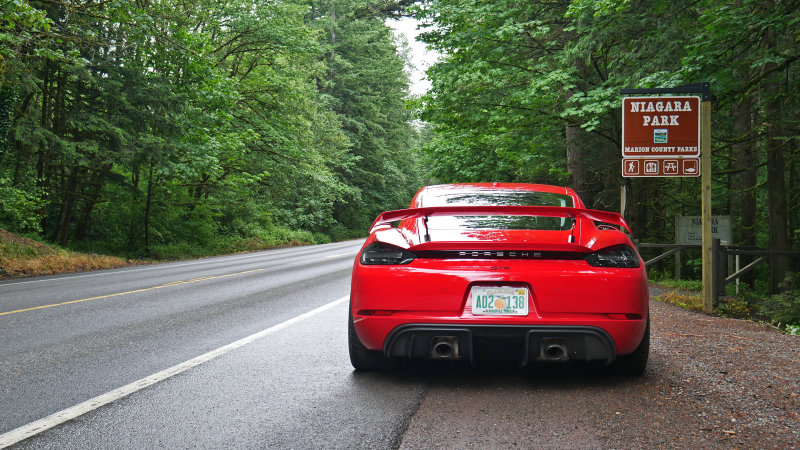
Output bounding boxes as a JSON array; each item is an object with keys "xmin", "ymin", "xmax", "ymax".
[{"xmin": 386, "ymin": 17, "xmax": 440, "ymax": 97}]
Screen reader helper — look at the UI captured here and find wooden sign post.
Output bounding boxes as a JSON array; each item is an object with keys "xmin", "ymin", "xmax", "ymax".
[{"xmin": 700, "ymin": 92, "xmax": 712, "ymax": 313}]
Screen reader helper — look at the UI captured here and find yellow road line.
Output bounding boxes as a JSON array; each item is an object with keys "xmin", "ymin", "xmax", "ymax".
[{"xmin": 0, "ymin": 268, "xmax": 265, "ymax": 317}]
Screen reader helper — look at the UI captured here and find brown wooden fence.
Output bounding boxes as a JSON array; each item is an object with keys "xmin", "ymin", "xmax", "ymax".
[{"xmin": 635, "ymin": 240, "xmax": 800, "ymax": 309}]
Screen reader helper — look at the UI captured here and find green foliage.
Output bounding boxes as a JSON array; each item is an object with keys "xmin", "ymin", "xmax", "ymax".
[
  {"xmin": 416, "ymin": 0, "xmax": 800, "ymax": 293},
  {"xmin": 0, "ymin": 86, "xmax": 16, "ymax": 152},
  {"xmin": 0, "ymin": 0, "xmax": 422, "ymax": 259},
  {"xmin": 314, "ymin": 1, "xmax": 423, "ymax": 231},
  {"xmin": 716, "ymin": 297, "xmax": 753, "ymax": 320},
  {"xmin": 0, "ymin": 0, "xmax": 53, "ymax": 82},
  {"xmin": 412, "ymin": 0, "xmax": 708, "ymax": 214},
  {"xmin": 413, "ymin": 0, "xmax": 574, "ymax": 186},
  {"xmin": 0, "ymin": 237, "xmax": 44, "ymax": 259},
  {"xmin": 566, "ymin": 0, "xmax": 630, "ymax": 18},
  {"xmin": 760, "ymin": 274, "xmax": 800, "ymax": 326},
  {"xmin": 0, "ymin": 177, "xmax": 44, "ymax": 232}
]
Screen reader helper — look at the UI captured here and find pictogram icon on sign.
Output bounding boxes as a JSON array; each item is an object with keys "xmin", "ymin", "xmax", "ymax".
[
  {"xmin": 622, "ymin": 157, "xmax": 700, "ymax": 177},
  {"xmin": 623, "ymin": 159, "xmax": 640, "ymax": 176},
  {"xmin": 644, "ymin": 160, "xmax": 659, "ymax": 174},
  {"xmin": 663, "ymin": 160, "xmax": 679, "ymax": 174},
  {"xmin": 683, "ymin": 159, "xmax": 698, "ymax": 175}
]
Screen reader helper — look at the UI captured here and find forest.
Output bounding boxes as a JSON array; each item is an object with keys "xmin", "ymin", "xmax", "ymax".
[
  {"xmin": 413, "ymin": 0, "xmax": 800, "ymax": 298},
  {"xmin": 1, "ymin": 0, "xmax": 423, "ymax": 258},
  {"xmin": 1, "ymin": 0, "xmax": 799, "ymax": 308}
]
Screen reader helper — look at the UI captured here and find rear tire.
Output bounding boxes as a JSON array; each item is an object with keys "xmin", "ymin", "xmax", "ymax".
[
  {"xmin": 613, "ymin": 317, "xmax": 649, "ymax": 376},
  {"xmin": 348, "ymin": 306, "xmax": 393, "ymax": 371}
]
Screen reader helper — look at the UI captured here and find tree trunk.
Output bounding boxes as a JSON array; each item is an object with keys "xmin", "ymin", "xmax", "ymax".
[
  {"xmin": 145, "ymin": 162, "xmax": 154, "ymax": 257},
  {"xmin": 74, "ymin": 164, "xmax": 111, "ymax": 241},
  {"xmin": 762, "ymin": 11, "xmax": 790, "ymax": 293},
  {"xmin": 627, "ymin": 178, "xmax": 651, "ymax": 242},
  {"xmin": 565, "ymin": 88, "xmax": 594, "ymax": 207},
  {"xmin": 55, "ymin": 169, "xmax": 78, "ymax": 247},
  {"xmin": 565, "ymin": 123, "xmax": 593, "ymax": 206},
  {"xmin": 733, "ymin": 97, "xmax": 757, "ymax": 287}
]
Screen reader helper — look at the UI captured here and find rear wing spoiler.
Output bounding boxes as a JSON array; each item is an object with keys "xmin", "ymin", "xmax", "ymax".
[{"xmin": 369, "ymin": 206, "xmax": 630, "ymax": 234}]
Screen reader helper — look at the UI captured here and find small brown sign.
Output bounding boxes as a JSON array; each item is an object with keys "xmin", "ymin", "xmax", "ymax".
[
  {"xmin": 622, "ymin": 157, "xmax": 700, "ymax": 177},
  {"xmin": 622, "ymin": 96, "xmax": 700, "ymax": 157}
]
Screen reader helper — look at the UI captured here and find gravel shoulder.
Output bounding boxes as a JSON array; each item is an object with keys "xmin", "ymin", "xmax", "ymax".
[{"xmin": 399, "ymin": 287, "xmax": 800, "ymax": 449}]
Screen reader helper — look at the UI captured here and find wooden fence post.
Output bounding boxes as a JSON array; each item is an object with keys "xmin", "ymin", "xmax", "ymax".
[
  {"xmin": 717, "ymin": 240, "xmax": 727, "ymax": 305},
  {"xmin": 711, "ymin": 238, "xmax": 720, "ymax": 308}
]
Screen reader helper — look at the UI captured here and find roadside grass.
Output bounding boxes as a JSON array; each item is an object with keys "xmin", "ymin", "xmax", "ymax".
[
  {"xmin": 0, "ymin": 226, "xmax": 335, "ymax": 279},
  {"xmin": 650, "ymin": 277, "xmax": 704, "ymax": 312},
  {"xmin": 650, "ymin": 278, "xmax": 703, "ymax": 292},
  {"xmin": 651, "ymin": 279, "xmax": 753, "ymax": 317},
  {"xmin": 656, "ymin": 290, "xmax": 704, "ymax": 312},
  {"xmin": 0, "ymin": 229, "xmax": 134, "ymax": 278}
]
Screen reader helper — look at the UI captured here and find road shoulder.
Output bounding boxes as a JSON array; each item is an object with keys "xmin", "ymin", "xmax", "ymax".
[{"xmin": 399, "ymin": 289, "xmax": 800, "ymax": 448}]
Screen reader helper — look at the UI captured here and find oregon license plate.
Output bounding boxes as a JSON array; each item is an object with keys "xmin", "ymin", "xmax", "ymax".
[{"xmin": 471, "ymin": 286, "xmax": 529, "ymax": 316}]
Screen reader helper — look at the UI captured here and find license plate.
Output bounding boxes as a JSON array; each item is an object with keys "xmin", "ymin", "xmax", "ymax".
[{"xmin": 471, "ymin": 286, "xmax": 529, "ymax": 316}]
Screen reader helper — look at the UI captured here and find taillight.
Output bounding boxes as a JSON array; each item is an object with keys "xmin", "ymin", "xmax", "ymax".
[
  {"xmin": 585, "ymin": 245, "xmax": 640, "ymax": 268},
  {"xmin": 360, "ymin": 242, "xmax": 415, "ymax": 265}
]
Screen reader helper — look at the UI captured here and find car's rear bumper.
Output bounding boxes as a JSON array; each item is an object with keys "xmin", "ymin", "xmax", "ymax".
[
  {"xmin": 353, "ymin": 312, "xmax": 647, "ymax": 356},
  {"xmin": 384, "ymin": 323, "xmax": 617, "ymax": 366}
]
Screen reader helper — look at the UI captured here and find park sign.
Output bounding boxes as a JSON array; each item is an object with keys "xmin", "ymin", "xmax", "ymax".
[
  {"xmin": 622, "ymin": 96, "xmax": 700, "ymax": 157},
  {"xmin": 676, "ymin": 215, "xmax": 732, "ymax": 245},
  {"xmin": 621, "ymin": 96, "xmax": 701, "ymax": 177},
  {"xmin": 620, "ymin": 82, "xmax": 713, "ymax": 313}
]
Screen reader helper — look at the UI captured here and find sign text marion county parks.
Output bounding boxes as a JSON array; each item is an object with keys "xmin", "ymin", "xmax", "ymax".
[{"xmin": 622, "ymin": 96, "xmax": 700, "ymax": 158}]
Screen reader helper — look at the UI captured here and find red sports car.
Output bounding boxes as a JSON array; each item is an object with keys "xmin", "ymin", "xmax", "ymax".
[{"xmin": 349, "ymin": 183, "xmax": 649, "ymax": 375}]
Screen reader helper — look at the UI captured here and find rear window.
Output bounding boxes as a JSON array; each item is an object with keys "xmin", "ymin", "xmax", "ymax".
[
  {"xmin": 422, "ymin": 190, "xmax": 574, "ymax": 208},
  {"xmin": 427, "ymin": 215, "xmax": 574, "ymax": 231},
  {"xmin": 421, "ymin": 189, "xmax": 575, "ymax": 231}
]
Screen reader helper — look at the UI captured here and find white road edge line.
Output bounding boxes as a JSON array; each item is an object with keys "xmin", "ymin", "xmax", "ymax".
[{"xmin": 0, "ymin": 295, "xmax": 350, "ymax": 448}]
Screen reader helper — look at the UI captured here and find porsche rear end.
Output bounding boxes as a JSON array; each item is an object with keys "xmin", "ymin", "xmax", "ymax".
[{"xmin": 349, "ymin": 206, "xmax": 649, "ymax": 368}]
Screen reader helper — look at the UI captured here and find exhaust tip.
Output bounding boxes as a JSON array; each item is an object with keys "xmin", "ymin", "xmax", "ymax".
[
  {"xmin": 430, "ymin": 336, "xmax": 459, "ymax": 359},
  {"xmin": 540, "ymin": 338, "xmax": 569, "ymax": 361},
  {"xmin": 544, "ymin": 344, "xmax": 566, "ymax": 361},
  {"xmin": 433, "ymin": 342, "xmax": 454, "ymax": 358}
]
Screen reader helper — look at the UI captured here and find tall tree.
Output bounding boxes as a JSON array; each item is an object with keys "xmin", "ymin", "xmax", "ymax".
[{"xmin": 313, "ymin": 0, "xmax": 421, "ymax": 231}]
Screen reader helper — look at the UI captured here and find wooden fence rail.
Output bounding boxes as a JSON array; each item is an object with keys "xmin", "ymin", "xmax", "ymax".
[{"xmin": 635, "ymin": 240, "xmax": 800, "ymax": 311}]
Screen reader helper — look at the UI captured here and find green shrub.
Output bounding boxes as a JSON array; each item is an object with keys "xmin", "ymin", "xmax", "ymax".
[
  {"xmin": 0, "ymin": 238, "xmax": 46, "ymax": 259},
  {"xmin": 0, "ymin": 178, "xmax": 45, "ymax": 233},
  {"xmin": 760, "ymin": 273, "xmax": 800, "ymax": 326},
  {"xmin": 717, "ymin": 297, "xmax": 752, "ymax": 319}
]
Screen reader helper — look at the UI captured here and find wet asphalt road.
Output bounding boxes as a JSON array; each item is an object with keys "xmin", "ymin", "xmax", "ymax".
[
  {"xmin": 2, "ymin": 240, "xmax": 430, "ymax": 448},
  {"xmin": 2, "ymin": 242, "xmax": 798, "ymax": 448}
]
